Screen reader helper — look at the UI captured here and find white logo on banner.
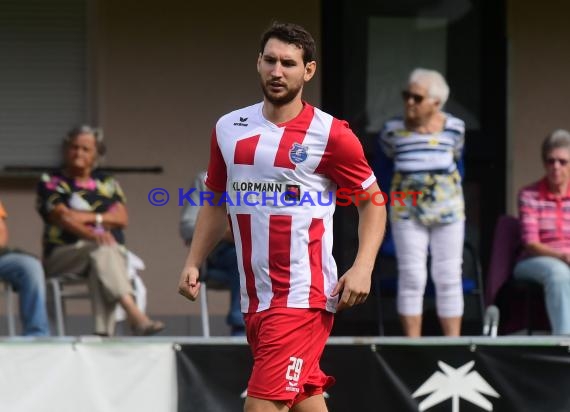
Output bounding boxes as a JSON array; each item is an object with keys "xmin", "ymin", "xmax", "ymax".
[{"xmin": 412, "ymin": 361, "xmax": 500, "ymax": 412}]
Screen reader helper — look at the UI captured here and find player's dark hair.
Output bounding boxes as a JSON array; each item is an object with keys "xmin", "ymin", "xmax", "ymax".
[{"xmin": 260, "ymin": 22, "xmax": 316, "ymax": 64}]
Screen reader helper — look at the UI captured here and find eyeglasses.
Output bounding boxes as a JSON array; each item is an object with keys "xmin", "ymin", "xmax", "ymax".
[
  {"xmin": 401, "ymin": 90, "xmax": 426, "ymax": 104},
  {"xmin": 546, "ymin": 157, "xmax": 569, "ymax": 166}
]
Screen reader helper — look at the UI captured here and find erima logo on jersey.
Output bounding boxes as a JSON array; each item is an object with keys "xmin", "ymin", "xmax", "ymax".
[{"xmin": 233, "ymin": 117, "xmax": 248, "ymax": 127}]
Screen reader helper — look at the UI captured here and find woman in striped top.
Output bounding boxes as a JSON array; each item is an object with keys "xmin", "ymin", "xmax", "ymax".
[
  {"xmin": 380, "ymin": 68, "xmax": 465, "ymax": 337},
  {"xmin": 514, "ymin": 129, "xmax": 570, "ymax": 335}
]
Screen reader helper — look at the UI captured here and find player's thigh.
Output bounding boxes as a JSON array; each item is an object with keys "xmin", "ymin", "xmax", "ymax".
[
  {"xmin": 290, "ymin": 394, "xmax": 328, "ymax": 412},
  {"xmin": 244, "ymin": 396, "xmax": 289, "ymax": 412}
]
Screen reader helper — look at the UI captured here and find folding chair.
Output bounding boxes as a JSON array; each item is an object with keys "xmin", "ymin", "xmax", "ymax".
[
  {"xmin": 485, "ymin": 215, "xmax": 548, "ymax": 335},
  {"xmin": 0, "ymin": 281, "xmax": 16, "ymax": 336},
  {"xmin": 47, "ymin": 274, "xmax": 90, "ymax": 336},
  {"xmin": 199, "ymin": 262, "xmax": 232, "ymax": 337},
  {"xmin": 47, "ymin": 250, "xmax": 146, "ymax": 337}
]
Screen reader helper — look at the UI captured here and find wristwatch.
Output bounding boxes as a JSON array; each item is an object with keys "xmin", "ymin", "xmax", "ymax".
[{"xmin": 95, "ymin": 213, "xmax": 103, "ymax": 227}]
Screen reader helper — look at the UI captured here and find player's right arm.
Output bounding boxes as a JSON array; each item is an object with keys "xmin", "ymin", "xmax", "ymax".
[{"xmin": 177, "ymin": 192, "xmax": 227, "ymax": 301}]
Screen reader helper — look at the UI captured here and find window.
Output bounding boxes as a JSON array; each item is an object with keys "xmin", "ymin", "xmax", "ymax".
[
  {"xmin": 0, "ymin": 0, "xmax": 88, "ymax": 174},
  {"xmin": 366, "ymin": 16, "xmax": 480, "ymax": 133}
]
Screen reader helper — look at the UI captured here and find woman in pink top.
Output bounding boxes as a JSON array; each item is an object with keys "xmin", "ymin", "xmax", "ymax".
[{"xmin": 514, "ymin": 129, "xmax": 570, "ymax": 335}]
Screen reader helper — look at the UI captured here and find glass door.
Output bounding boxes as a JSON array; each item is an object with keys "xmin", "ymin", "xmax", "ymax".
[{"xmin": 323, "ymin": 0, "xmax": 506, "ymax": 335}]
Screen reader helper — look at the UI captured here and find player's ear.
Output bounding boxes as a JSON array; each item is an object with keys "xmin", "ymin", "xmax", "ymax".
[
  {"xmin": 304, "ymin": 61, "xmax": 316, "ymax": 82},
  {"xmin": 257, "ymin": 53, "xmax": 262, "ymax": 74}
]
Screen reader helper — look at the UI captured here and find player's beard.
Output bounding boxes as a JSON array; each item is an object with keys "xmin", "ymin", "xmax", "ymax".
[{"xmin": 260, "ymin": 80, "xmax": 302, "ymax": 107}]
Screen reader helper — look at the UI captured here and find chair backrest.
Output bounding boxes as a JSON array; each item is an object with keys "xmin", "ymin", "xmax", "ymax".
[
  {"xmin": 484, "ymin": 215, "xmax": 522, "ymax": 305},
  {"xmin": 458, "ymin": 241, "xmax": 483, "ymax": 293}
]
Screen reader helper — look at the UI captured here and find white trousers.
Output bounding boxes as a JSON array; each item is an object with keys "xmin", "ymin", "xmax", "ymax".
[{"xmin": 391, "ymin": 219, "xmax": 465, "ymax": 317}]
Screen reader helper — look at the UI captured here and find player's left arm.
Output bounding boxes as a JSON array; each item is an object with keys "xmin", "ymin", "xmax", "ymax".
[{"xmin": 332, "ymin": 182, "xmax": 386, "ymax": 310}]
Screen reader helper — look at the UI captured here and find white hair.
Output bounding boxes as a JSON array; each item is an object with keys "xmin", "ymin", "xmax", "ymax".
[
  {"xmin": 542, "ymin": 129, "xmax": 570, "ymax": 162},
  {"xmin": 408, "ymin": 68, "xmax": 450, "ymax": 107}
]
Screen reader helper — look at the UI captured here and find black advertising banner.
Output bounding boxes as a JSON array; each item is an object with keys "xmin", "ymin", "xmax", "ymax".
[
  {"xmin": 176, "ymin": 344, "xmax": 252, "ymax": 412},
  {"xmin": 369, "ymin": 345, "xmax": 570, "ymax": 412},
  {"xmin": 176, "ymin": 342, "xmax": 570, "ymax": 412}
]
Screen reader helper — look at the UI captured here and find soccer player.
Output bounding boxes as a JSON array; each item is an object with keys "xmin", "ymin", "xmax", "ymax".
[{"xmin": 178, "ymin": 22, "xmax": 386, "ymax": 412}]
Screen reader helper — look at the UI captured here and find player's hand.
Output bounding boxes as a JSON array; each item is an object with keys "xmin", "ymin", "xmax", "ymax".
[
  {"xmin": 178, "ymin": 266, "xmax": 201, "ymax": 301},
  {"xmin": 331, "ymin": 266, "xmax": 371, "ymax": 311}
]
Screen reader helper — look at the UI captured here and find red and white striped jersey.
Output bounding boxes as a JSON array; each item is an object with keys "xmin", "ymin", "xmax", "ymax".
[{"xmin": 206, "ymin": 102, "xmax": 376, "ymax": 314}]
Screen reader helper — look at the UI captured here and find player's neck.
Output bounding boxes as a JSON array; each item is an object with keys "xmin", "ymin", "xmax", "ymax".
[{"xmin": 262, "ymin": 99, "xmax": 304, "ymax": 125}]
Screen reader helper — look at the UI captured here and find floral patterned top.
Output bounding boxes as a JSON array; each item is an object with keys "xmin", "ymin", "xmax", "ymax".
[
  {"xmin": 36, "ymin": 170, "xmax": 126, "ymax": 256},
  {"xmin": 380, "ymin": 114, "xmax": 465, "ymax": 226}
]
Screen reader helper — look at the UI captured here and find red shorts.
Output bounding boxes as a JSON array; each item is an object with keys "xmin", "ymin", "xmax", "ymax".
[{"xmin": 244, "ymin": 307, "xmax": 335, "ymax": 408}]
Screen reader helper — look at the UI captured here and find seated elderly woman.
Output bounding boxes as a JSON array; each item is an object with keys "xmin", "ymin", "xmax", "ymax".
[
  {"xmin": 515, "ymin": 129, "xmax": 570, "ymax": 335},
  {"xmin": 36, "ymin": 125, "xmax": 164, "ymax": 336}
]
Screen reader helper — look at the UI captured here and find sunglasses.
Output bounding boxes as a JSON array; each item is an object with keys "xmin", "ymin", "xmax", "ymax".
[
  {"xmin": 546, "ymin": 157, "xmax": 569, "ymax": 166},
  {"xmin": 401, "ymin": 90, "xmax": 426, "ymax": 104}
]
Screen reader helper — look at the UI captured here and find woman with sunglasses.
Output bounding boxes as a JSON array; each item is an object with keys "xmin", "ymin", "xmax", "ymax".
[
  {"xmin": 379, "ymin": 68, "xmax": 465, "ymax": 337},
  {"xmin": 514, "ymin": 129, "xmax": 570, "ymax": 335}
]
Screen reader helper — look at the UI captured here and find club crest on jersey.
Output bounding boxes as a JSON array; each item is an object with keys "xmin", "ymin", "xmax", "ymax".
[{"xmin": 289, "ymin": 143, "xmax": 308, "ymax": 164}]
